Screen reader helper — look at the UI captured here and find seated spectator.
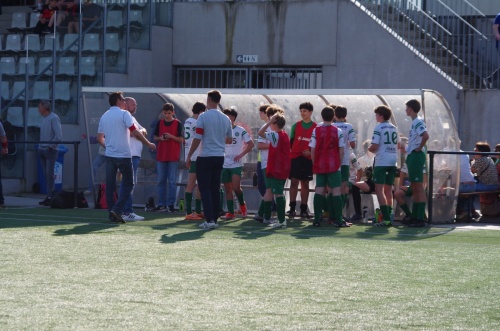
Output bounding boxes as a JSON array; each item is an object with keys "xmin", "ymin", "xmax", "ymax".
[
  {"xmin": 55, "ymin": 0, "xmax": 80, "ymax": 31},
  {"xmin": 471, "ymin": 141, "xmax": 499, "ymax": 192},
  {"xmin": 357, "ymin": 139, "xmax": 374, "ymax": 179},
  {"xmin": 70, "ymin": 0, "xmax": 102, "ymax": 33},
  {"xmin": 350, "ymin": 165, "xmax": 375, "ymax": 221},
  {"xmin": 33, "ymin": 0, "xmax": 59, "ymax": 35}
]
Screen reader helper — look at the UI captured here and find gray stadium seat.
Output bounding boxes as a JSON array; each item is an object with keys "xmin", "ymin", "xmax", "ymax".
[
  {"xmin": 105, "ymin": 33, "xmax": 120, "ymax": 66},
  {"xmin": 17, "ymin": 57, "xmax": 36, "ymax": 77},
  {"xmin": 11, "ymin": 81, "xmax": 29, "ymax": 101},
  {"xmin": 7, "ymin": 12, "xmax": 27, "ymax": 33},
  {"xmin": 62, "ymin": 33, "xmax": 79, "ymax": 54},
  {"xmin": 106, "ymin": 11, "xmax": 123, "ymax": 32},
  {"xmin": 1, "ymin": 57, "xmax": 17, "ymax": 77},
  {"xmin": 1, "ymin": 34, "xmax": 23, "ymax": 57},
  {"xmin": 6, "ymin": 107, "xmax": 24, "ymax": 128},
  {"xmin": 27, "ymin": 106, "xmax": 43, "ymax": 128},
  {"xmin": 57, "ymin": 56, "xmax": 76, "ymax": 78},
  {"xmin": 80, "ymin": 56, "xmax": 97, "ymax": 86},
  {"xmin": 32, "ymin": 80, "xmax": 50, "ymax": 100},
  {"xmin": 82, "ymin": 33, "xmax": 100, "ymax": 54},
  {"xmin": 37, "ymin": 56, "xmax": 54, "ymax": 76},
  {"xmin": 1, "ymin": 81, "xmax": 11, "ymax": 100}
]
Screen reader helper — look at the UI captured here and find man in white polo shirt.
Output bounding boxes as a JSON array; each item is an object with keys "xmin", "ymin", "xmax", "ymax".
[
  {"xmin": 97, "ymin": 92, "xmax": 156, "ymax": 223},
  {"xmin": 186, "ymin": 90, "xmax": 232, "ymax": 230}
]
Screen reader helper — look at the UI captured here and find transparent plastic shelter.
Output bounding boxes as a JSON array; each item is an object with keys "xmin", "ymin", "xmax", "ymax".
[{"xmin": 82, "ymin": 88, "xmax": 460, "ymax": 223}]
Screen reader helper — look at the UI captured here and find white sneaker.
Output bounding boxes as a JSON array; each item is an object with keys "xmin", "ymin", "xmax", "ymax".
[
  {"xmin": 263, "ymin": 218, "xmax": 276, "ymax": 224},
  {"xmin": 199, "ymin": 221, "xmax": 219, "ymax": 230},
  {"xmin": 269, "ymin": 220, "xmax": 286, "ymax": 228},
  {"xmin": 122, "ymin": 213, "xmax": 145, "ymax": 221}
]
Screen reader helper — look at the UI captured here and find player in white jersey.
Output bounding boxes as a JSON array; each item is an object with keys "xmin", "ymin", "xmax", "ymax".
[
  {"xmin": 369, "ymin": 105, "xmax": 399, "ymax": 226},
  {"xmin": 333, "ymin": 105, "xmax": 357, "ymax": 216},
  {"xmin": 183, "ymin": 102, "xmax": 206, "ymax": 220},
  {"xmin": 221, "ymin": 108, "xmax": 254, "ymax": 219},
  {"xmin": 404, "ymin": 99, "xmax": 429, "ymax": 227}
]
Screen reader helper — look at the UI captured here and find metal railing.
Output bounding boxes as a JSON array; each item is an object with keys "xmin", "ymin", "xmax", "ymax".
[{"xmin": 353, "ymin": 0, "xmax": 495, "ymax": 89}]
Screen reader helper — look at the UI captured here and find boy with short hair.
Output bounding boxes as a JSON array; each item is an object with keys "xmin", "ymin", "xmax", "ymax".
[
  {"xmin": 333, "ymin": 105, "xmax": 357, "ymax": 218},
  {"xmin": 221, "ymin": 108, "xmax": 254, "ymax": 219},
  {"xmin": 309, "ymin": 106, "xmax": 348, "ymax": 227},
  {"xmin": 258, "ymin": 108, "xmax": 290, "ymax": 228},
  {"xmin": 153, "ymin": 103, "xmax": 184, "ymax": 212},
  {"xmin": 288, "ymin": 102, "xmax": 317, "ymax": 219},
  {"xmin": 404, "ymin": 99, "xmax": 429, "ymax": 227},
  {"xmin": 368, "ymin": 105, "xmax": 399, "ymax": 226},
  {"xmin": 183, "ymin": 101, "xmax": 206, "ymax": 220},
  {"xmin": 254, "ymin": 105, "xmax": 283, "ymax": 222}
]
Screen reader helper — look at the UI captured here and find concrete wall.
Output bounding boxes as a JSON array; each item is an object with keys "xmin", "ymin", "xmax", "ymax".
[{"xmin": 172, "ymin": 0, "xmax": 461, "ymax": 130}]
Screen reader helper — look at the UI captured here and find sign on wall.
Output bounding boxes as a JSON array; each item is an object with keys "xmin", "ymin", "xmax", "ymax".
[{"xmin": 236, "ymin": 55, "xmax": 258, "ymax": 63}]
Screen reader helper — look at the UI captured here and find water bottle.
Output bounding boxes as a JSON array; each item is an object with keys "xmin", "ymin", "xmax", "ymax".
[
  {"xmin": 253, "ymin": 172, "xmax": 258, "ymax": 187},
  {"xmin": 179, "ymin": 199, "xmax": 184, "ymax": 212},
  {"xmin": 374, "ymin": 208, "xmax": 381, "ymax": 224},
  {"xmin": 362, "ymin": 206, "xmax": 368, "ymax": 223}
]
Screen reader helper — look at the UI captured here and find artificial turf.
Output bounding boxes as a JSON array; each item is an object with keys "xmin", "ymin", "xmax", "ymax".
[{"xmin": 1, "ymin": 207, "xmax": 499, "ymax": 330}]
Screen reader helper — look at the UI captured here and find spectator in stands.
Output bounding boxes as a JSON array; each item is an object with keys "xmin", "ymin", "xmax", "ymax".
[
  {"xmin": 96, "ymin": 92, "xmax": 156, "ymax": 223},
  {"xmin": 152, "ymin": 103, "xmax": 183, "ymax": 213},
  {"xmin": 471, "ymin": 141, "xmax": 499, "ymax": 191},
  {"xmin": 37, "ymin": 100, "xmax": 62, "ymax": 207},
  {"xmin": 483, "ymin": 12, "xmax": 500, "ymax": 89},
  {"xmin": 455, "ymin": 151, "xmax": 477, "ymax": 221},
  {"xmin": 186, "ymin": 90, "xmax": 233, "ymax": 230},
  {"xmin": 53, "ymin": 0, "xmax": 80, "ymax": 32},
  {"xmin": 0, "ymin": 121, "xmax": 8, "ymax": 208},
  {"xmin": 120, "ymin": 97, "xmax": 147, "ymax": 222},
  {"xmin": 70, "ymin": 0, "xmax": 102, "ymax": 33},
  {"xmin": 33, "ymin": 0, "xmax": 59, "ymax": 35}
]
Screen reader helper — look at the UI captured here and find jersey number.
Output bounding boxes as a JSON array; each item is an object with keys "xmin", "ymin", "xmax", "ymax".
[{"xmin": 383, "ymin": 131, "xmax": 397, "ymax": 145}]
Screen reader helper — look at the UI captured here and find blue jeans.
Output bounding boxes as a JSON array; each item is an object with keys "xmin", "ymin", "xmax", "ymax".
[
  {"xmin": 475, "ymin": 183, "xmax": 499, "ymax": 191},
  {"xmin": 157, "ymin": 161, "xmax": 177, "ymax": 207},
  {"xmin": 88, "ymin": 153, "xmax": 106, "ymax": 191},
  {"xmin": 106, "ymin": 156, "xmax": 134, "ymax": 214},
  {"xmin": 120, "ymin": 156, "xmax": 140, "ymax": 213},
  {"xmin": 38, "ymin": 148, "xmax": 58, "ymax": 195},
  {"xmin": 196, "ymin": 156, "xmax": 224, "ymax": 223}
]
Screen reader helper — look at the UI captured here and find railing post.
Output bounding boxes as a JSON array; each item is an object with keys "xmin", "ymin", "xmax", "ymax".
[{"xmin": 427, "ymin": 151, "xmax": 434, "ymax": 224}]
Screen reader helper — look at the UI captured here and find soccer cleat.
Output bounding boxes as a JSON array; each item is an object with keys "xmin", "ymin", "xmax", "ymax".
[
  {"xmin": 224, "ymin": 212, "xmax": 236, "ymax": 220},
  {"xmin": 300, "ymin": 211, "xmax": 312, "ymax": 219},
  {"xmin": 240, "ymin": 204, "xmax": 248, "ymax": 217},
  {"xmin": 185, "ymin": 212, "xmax": 203, "ymax": 221},
  {"xmin": 263, "ymin": 218, "xmax": 276, "ymax": 224},
  {"xmin": 350, "ymin": 214, "xmax": 362, "ymax": 222},
  {"xmin": 408, "ymin": 218, "xmax": 426, "ymax": 227},
  {"xmin": 375, "ymin": 220, "xmax": 392, "ymax": 227},
  {"xmin": 122, "ymin": 213, "xmax": 145, "ymax": 221},
  {"xmin": 199, "ymin": 221, "xmax": 218, "ymax": 230},
  {"xmin": 109, "ymin": 211, "xmax": 126, "ymax": 224},
  {"xmin": 334, "ymin": 220, "xmax": 351, "ymax": 228},
  {"xmin": 39, "ymin": 196, "xmax": 51, "ymax": 206},
  {"xmin": 152, "ymin": 206, "xmax": 166, "ymax": 212},
  {"xmin": 400, "ymin": 215, "xmax": 412, "ymax": 225},
  {"xmin": 196, "ymin": 212, "xmax": 205, "ymax": 219},
  {"xmin": 286, "ymin": 209, "xmax": 296, "ymax": 218},
  {"xmin": 253, "ymin": 214, "xmax": 264, "ymax": 222},
  {"xmin": 269, "ymin": 220, "xmax": 287, "ymax": 228}
]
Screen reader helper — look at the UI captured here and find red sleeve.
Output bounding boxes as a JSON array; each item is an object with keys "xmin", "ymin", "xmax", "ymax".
[
  {"xmin": 128, "ymin": 124, "xmax": 137, "ymax": 132},
  {"xmin": 195, "ymin": 127, "xmax": 204, "ymax": 135}
]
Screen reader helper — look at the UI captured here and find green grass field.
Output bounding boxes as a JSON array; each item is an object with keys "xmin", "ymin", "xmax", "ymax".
[{"xmin": 1, "ymin": 207, "xmax": 499, "ymax": 330}]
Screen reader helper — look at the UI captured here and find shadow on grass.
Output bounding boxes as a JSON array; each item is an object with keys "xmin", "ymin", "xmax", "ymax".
[
  {"xmin": 53, "ymin": 222, "xmax": 120, "ymax": 236},
  {"xmin": 159, "ymin": 229, "xmax": 206, "ymax": 244}
]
